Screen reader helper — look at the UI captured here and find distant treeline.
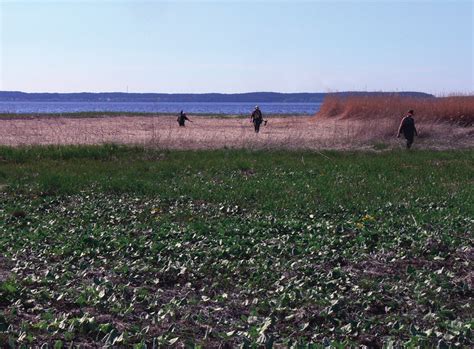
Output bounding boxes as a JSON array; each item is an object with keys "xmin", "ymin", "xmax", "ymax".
[{"xmin": 0, "ymin": 91, "xmax": 434, "ymax": 103}]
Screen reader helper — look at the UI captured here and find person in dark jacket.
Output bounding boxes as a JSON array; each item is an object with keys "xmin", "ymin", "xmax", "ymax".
[
  {"xmin": 250, "ymin": 106, "xmax": 264, "ymax": 133},
  {"xmin": 397, "ymin": 110, "xmax": 418, "ymax": 148},
  {"xmin": 177, "ymin": 110, "xmax": 192, "ymax": 127}
]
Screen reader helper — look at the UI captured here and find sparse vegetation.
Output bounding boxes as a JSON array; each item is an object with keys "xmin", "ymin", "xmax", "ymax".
[
  {"xmin": 1, "ymin": 113, "xmax": 473, "ymax": 150},
  {"xmin": 1, "ymin": 145, "xmax": 473, "ymax": 347},
  {"xmin": 0, "ymin": 112, "xmax": 230, "ymax": 120},
  {"xmin": 0, "ymin": 112, "xmax": 309, "ymax": 120}
]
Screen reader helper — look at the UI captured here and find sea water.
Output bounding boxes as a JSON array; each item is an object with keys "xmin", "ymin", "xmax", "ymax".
[{"xmin": 0, "ymin": 101, "xmax": 321, "ymax": 115}]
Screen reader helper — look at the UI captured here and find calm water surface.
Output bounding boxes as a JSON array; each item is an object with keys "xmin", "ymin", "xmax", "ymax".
[{"xmin": 0, "ymin": 101, "xmax": 321, "ymax": 115}]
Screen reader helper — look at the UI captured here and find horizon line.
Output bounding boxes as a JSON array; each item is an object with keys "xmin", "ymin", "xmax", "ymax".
[{"xmin": 1, "ymin": 90, "xmax": 433, "ymax": 95}]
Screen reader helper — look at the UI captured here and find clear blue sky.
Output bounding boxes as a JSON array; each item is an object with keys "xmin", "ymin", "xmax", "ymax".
[{"xmin": 1, "ymin": 0, "xmax": 472, "ymax": 94}]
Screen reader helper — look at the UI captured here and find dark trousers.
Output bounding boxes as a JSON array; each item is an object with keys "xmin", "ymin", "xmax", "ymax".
[
  {"xmin": 405, "ymin": 135, "xmax": 414, "ymax": 148},
  {"xmin": 253, "ymin": 120, "xmax": 262, "ymax": 133}
]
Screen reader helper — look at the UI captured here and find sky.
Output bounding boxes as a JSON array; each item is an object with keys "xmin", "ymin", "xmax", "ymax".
[{"xmin": 0, "ymin": 0, "xmax": 472, "ymax": 94}]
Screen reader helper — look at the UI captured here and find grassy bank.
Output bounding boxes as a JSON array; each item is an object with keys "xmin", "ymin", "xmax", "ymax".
[
  {"xmin": 0, "ymin": 112, "xmax": 309, "ymax": 120},
  {"xmin": 1, "ymin": 145, "xmax": 473, "ymax": 347}
]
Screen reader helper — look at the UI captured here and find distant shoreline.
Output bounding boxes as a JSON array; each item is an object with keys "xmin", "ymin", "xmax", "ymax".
[{"xmin": 0, "ymin": 91, "xmax": 434, "ymax": 103}]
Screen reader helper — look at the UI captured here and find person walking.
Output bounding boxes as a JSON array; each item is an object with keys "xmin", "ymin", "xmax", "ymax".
[
  {"xmin": 397, "ymin": 109, "xmax": 418, "ymax": 148},
  {"xmin": 177, "ymin": 110, "xmax": 192, "ymax": 127},
  {"xmin": 250, "ymin": 105, "xmax": 264, "ymax": 133}
]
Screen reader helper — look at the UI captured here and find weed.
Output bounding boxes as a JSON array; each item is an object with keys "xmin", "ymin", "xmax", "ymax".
[{"xmin": 0, "ymin": 146, "xmax": 472, "ymax": 346}]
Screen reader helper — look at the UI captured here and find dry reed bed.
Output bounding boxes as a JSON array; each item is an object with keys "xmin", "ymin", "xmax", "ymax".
[
  {"xmin": 0, "ymin": 116, "xmax": 347, "ymax": 149},
  {"xmin": 0, "ymin": 113, "xmax": 472, "ymax": 150},
  {"xmin": 317, "ymin": 94, "xmax": 474, "ymax": 126},
  {"xmin": 313, "ymin": 94, "xmax": 474, "ymax": 146}
]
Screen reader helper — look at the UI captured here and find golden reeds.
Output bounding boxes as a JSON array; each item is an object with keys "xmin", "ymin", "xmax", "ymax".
[{"xmin": 317, "ymin": 94, "xmax": 474, "ymax": 126}]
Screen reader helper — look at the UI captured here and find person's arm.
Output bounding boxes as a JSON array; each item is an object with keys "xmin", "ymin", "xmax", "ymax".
[
  {"xmin": 397, "ymin": 117, "xmax": 405, "ymax": 137},
  {"xmin": 414, "ymin": 122, "xmax": 418, "ymax": 136}
]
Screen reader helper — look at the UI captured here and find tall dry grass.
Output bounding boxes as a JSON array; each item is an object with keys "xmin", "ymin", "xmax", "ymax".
[
  {"xmin": 317, "ymin": 94, "xmax": 474, "ymax": 126},
  {"xmin": 1, "ymin": 113, "xmax": 472, "ymax": 150}
]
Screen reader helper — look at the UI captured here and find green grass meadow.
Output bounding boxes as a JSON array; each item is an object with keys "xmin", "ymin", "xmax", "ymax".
[{"xmin": 0, "ymin": 145, "xmax": 473, "ymax": 347}]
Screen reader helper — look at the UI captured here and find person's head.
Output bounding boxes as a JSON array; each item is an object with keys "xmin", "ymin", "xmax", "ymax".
[
  {"xmin": 255, "ymin": 105, "xmax": 259, "ymax": 110},
  {"xmin": 180, "ymin": 110, "xmax": 184, "ymax": 114},
  {"xmin": 408, "ymin": 109, "xmax": 414, "ymax": 116}
]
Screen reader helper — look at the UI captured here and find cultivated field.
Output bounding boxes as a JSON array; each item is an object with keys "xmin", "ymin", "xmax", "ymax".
[{"xmin": 0, "ymin": 146, "xmax": 473, "ymax": 347}]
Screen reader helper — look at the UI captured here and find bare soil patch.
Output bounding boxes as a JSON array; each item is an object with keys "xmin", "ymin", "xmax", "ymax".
[{"xmin": 0, "ymin": 115, "xmax": 472, "ymax": 150}]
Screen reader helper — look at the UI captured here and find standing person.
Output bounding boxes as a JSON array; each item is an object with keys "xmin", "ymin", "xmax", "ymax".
[
  {"xmin": 250, "ymin": 105, "xmax": 264, "ymax": 133},
  {"xmin": 397, "ymin": 110, "xmax": 418, "ymax": 148},
  {"xmin": 177, "ymin": 110, "xmax": 192, "ymax": 127}
]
